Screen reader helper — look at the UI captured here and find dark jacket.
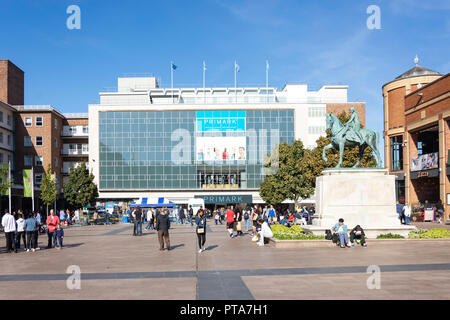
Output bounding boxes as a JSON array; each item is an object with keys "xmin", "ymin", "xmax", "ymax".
[
  {"xmin": 156, "ymin": 213, "xmax": 170, "ymax": 231},
  {"xmin": 56, "ymin": 228, "xmax": 64, "ymax": 238},
  {"xmin": 195, "ymin": 215, "xmax": 207, "ymax": 230},
  {"xmin": 350, "ymin": 225, "xmax": 365, "ymax": 236}
]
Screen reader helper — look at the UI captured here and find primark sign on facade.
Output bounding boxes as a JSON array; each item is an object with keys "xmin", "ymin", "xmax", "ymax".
[{"xmin": 195, "ymin": 195, "xmax": 253, "ymax": 204}]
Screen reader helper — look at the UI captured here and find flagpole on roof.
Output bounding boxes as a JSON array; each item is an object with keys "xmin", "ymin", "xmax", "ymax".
[
  {"xmin": 266, "ymin": 60, "xmax": 269, "ymax": 103},
  {"xmin": 171, "ymin": 61, "xmax": 174, "ymax": 104},
  {"xmin": 203, "ymin": 61, "xmax": 206, "ymax": 103}
]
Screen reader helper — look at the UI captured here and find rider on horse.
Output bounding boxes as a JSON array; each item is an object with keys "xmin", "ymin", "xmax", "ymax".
[{"xmin": 342, "ymin": 107, "xmax": 363, "ymax": 144}]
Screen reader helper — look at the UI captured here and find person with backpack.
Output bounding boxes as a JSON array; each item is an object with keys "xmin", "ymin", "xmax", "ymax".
[
  {"xmin": 331, "ymin": 218, "xmax": 351, "ymax": 248},
  {"xmin": 235, "ymin": 208, "xmax": 243, "ymax": 236},
  {"xmin": 243, "ymin": 208, "xmax": 250, "ymax": 232}
]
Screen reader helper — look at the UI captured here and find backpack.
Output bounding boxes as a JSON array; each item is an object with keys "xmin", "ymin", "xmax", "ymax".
[{"xmin": 244, "ymin": 211, "xmax": 249, "ymax": 220}]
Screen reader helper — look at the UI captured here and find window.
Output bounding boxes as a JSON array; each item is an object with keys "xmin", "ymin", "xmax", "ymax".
[
  {"xmin": 24, "ymin": 136, "xmax": 32, "ymax": 147},
  {"xmin": 7, "ymin": 135, "xmax": 11, "ymax": 146},
  {"xmin": 82, "ymin": 144, "xmax": 89, "ymax": 153},
  {"xmin": 25, "ymin": 117, "xmax": 32, "ymax": 127},
  {"xmin": 83, "ymin": 126, "xmax": 89, "ymax": 134},
  {"xmin": 54, "ymin": 138, "xmax": 58, "ymax": 148},
  {"xmin": 35, "ymin": 155, "xmax": 43, "ymax": 166},
  {"xmin": 36, "ymin": 116, "xmax": 43, "ymax": 127},
  {"xmin": 70, "ymin": 126, "xmax": 77, "ymax": 135},
  {"xmin": 0, "ymin": 153, "xmax": 3, "ymax": 163},
  {"xmin": 24, "ymin": 155, "xmax": 33, "ymax": 166},
  {"xmin": 7, "ymin": 115, "xmax": 11, "ymax": 126},
  {"xmin": 36, "ymin": 136, "xmax": 43, "ymax": 146},
  {"xmin": 54, "ymin": 119, "xmax": 58, "ymax": 129},
  {"xmin": 35, "ymin": 173, "xmax": 43, "ymax": 185},
  {"xmin": 0, "ymin": 111, "xmax": 3, "ymax": 123},
  {"xmin": 390, "ymin": 135, "xmax": 404, "ymax": 171},
  {"xmin": 0, "ymin": 132, "xmax": 3, "ymax": 144},
  {"xmin": 54, "ymin": 157, "xmax": 58, "ymax": 168}
]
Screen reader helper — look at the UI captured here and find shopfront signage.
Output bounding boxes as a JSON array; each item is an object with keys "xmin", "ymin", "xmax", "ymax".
[
  {"xmin": 410, "ymin": 168, "xmax": 439, "ymax": 180},
  {"xmin": 195, "ymin": 195, "xmax": 252, "ymax": 204}
]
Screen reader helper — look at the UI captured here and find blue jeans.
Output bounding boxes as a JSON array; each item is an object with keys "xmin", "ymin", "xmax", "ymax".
[
  {"xmin": 245, "ymin": 218, "xmax": 249, "ymax": 231},
  {"xmin": 189, "ymin": 216, "xmax": 193, "ymax": 226},
  {"xmin": 134, "ymin": 221, "xmax": 142, "ymax": 235},
  {"xmin": 405, "ymin": 216, "xmax": 410, "ymax": 225},
  {"xmin": 105, "ymin": 215, "xmax": 109, "ymax": 225},
  {"xmin": 145, "ymin": 220, "xmax": 153, "ymax": 230},
  {"xmin": 339, "ymin": 233, "xmax": 350, "ymax": 246}
]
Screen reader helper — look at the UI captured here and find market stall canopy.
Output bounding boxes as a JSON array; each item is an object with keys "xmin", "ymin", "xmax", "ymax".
[{"xmin": 129, "ymin": 197, "xmax": 178, "ymax": 208}]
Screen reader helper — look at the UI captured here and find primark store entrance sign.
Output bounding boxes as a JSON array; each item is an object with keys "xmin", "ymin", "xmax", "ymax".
[{"xmin": 195, "ymin": 195, "xmax": 252, "ymax": 204}]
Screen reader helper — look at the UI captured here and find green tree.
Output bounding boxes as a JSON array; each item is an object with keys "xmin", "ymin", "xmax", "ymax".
[
  {"xmin": 63, "ymin": 162, "xmax": 98, "ymax": 211},
  {"xmin": 40, "ymin": 164, "xmax": 57, "ymax": 216},
  {"xmin": 0, "ymin": 163, "xmax": 12, "ymax": 213},
  {"xmin": 260, "ymin": 140, "xmax": 316, "ymax": 207}
]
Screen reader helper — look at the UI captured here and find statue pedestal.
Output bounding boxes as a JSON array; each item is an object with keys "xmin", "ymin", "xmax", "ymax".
[{"xmin": 302, "ymin": 169, "xmax": 415, "ymax": 238}]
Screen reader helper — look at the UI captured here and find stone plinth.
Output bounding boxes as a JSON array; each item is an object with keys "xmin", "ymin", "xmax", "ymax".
[{"xmin": 302, "ymin": 168, "xmax": 415, "ymax": 238}]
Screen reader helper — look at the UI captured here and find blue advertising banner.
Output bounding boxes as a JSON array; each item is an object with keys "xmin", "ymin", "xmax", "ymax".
[{"xmin": 196, "ymin": 110, "xmax": 246, "ymax": 132}]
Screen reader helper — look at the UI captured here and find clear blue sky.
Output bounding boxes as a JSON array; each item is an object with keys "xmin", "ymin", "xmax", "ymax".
[{"xmin": 1, "ymin": 0, "xmax": 449, "ymax": 144}]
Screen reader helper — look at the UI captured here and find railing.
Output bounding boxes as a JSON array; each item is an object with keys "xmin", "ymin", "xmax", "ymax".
[{"xmin": 61, "ymin": 149, "xmax": 89, "ymax": 156}]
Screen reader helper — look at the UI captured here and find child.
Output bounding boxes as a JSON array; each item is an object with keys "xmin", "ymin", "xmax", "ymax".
[{"xmin": 56, "ymin": 223, "xmax": 64, "ymax": 249}]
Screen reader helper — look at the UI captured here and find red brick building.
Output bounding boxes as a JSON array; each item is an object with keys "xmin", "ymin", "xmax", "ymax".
[{"xmin": 383, "ymin": 58, "xmax": 449, "ymax": 221}]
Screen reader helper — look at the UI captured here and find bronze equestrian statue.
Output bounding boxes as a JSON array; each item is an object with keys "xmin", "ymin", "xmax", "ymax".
[{"xmin": 322, "ymin": 107, "xmax": 382, "ymax": 168}]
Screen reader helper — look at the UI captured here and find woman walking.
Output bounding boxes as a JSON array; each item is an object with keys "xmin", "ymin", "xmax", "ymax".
[{"xmin": 195, "ymin": 209, "xmax": 207, "ymax": 253}]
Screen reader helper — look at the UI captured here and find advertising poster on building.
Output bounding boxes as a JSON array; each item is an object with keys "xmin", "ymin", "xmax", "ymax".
[
  {"xmin": 411, "ymin": 152, "xmax": 438, "ymax": 171},
  {"xmin": 196, "ymin": 136, "xmax": 246, "ymax": 161}
]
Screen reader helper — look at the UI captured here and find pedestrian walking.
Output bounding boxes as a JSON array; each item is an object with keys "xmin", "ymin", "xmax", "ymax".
[
  {"xmin": 179, "ymin": 207, "xmax": 186, "ymax": 225},
  {"xmin": 15, "ymin": 214, "xmax": 26, "ymax": 251},
  {"xmin": 2, "ymin": 211, "xmax": 16, "ymax": 253},
  {"xmin": 32, "ymin": 212, "xmax": 40, "ymax": 249},
  {"xmin": 243, "ymin": 207, "xmax": 250, "ymax": 232},
  {"xmin": 55, "ymin": 223, "xmax": 64, "ymax": 249},
  {"xmin": 235, "ymin": 208, "xmax": 243, "ymax": 236},
  {"xmin": 156, "ymin": 209, "xmax": 171, "ymax": 251},
  {"xmin": 403, "ymin": 204, "xmax": 411, "ymax": 225},
  {"xmin": 145, "ymin": 208, "xmax": 154, "ymax": 230},
  {"xmin": 188, "ymin": 205, "xmax": 194, "ymax": 226},
  {"xmin": 46, "ymin": 209, "xmax": 60, "ymax": 249},
  {"xmin": 132, "ymin": 207, "xmax": 143, "ymax": 236},
  {"xmin": 226, "ymin": 205, "xmax": 236, "ymax": 238},
  {"xmin": 24, "ymin": 213, "xmax": 37, "ymax": 252},
  {"xmin": 195, "ymin": 209, "xmax": 207, "ymax": 253}
]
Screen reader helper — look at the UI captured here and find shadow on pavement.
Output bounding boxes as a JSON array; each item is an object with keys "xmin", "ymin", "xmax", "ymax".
[{"xmin": 205, "ymin": 245, "xmax": 218, "ymax": 251}]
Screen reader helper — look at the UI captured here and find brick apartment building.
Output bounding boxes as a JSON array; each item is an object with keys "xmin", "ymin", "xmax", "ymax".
[
  {"xmin": 0, "ymin": 60, "xmax": 88, "ymax": 211},
  {"xmin": 383, "ymin": 57, "xmax": 449, "ymax": 220}
]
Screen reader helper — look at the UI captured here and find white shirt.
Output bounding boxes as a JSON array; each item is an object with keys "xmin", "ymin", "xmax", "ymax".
[
  {"xmin": 260, "ymin": 222, "xmax": 274, "ymax": 238},
  {"xmin": 403, "ymin": 206, "xmax": 411, "ymax": 217},
  {"xmin": 16, "ymin": 218, "xmax": 25, "ymax": 232},
  {"xmin": 147, "ymin": 210, "xmax": 153, "ymax": 221},
  {"xmin": 1, "ymin": 213, "xmax": 16, "ymax": 233},
  {"xmin": 338, "ymin": 226, "xmax": 344, "ymax": 233}
]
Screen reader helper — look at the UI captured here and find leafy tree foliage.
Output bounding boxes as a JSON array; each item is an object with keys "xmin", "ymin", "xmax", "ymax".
[
  {"xmin": 40, "ymin": 164, "xmax": 57, "ymax": 215},
  {"xmin": 63, "ymin": 162, "xmax": 98, "ymax": 210}
]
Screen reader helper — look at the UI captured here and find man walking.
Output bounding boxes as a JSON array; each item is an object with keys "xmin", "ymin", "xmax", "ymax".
[
  {"xmin": 156, "ymin": 209, "xmax": 171, "ymax": 251},
  {"xmin": 46, "ymin": 209, "xmax": 60, "ymax": 249},
  {"xmin": 132, "ymin": 207, "xmax": 143, "ymax": 236},
  {"xmin": 2, "ymin": 211, "xmax": 16, "ymax": 253},
  {"xmin": 226, "ymin": 205, "xmax": 236, "ymax": 238},
  {"xmin": 188, "ymin": 205, "xmax": 194, "ymax": 226}
]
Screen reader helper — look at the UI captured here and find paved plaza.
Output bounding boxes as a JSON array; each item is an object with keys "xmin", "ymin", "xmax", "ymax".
[{"xmin": 1, "ymin": 222, "xmax": 450, "ymax": 300}]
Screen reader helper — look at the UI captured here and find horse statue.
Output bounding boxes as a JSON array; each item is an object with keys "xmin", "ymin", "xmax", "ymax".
[{"xmin": 322, "ymin": 110, "xmax": 382, "ymax": 169}]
